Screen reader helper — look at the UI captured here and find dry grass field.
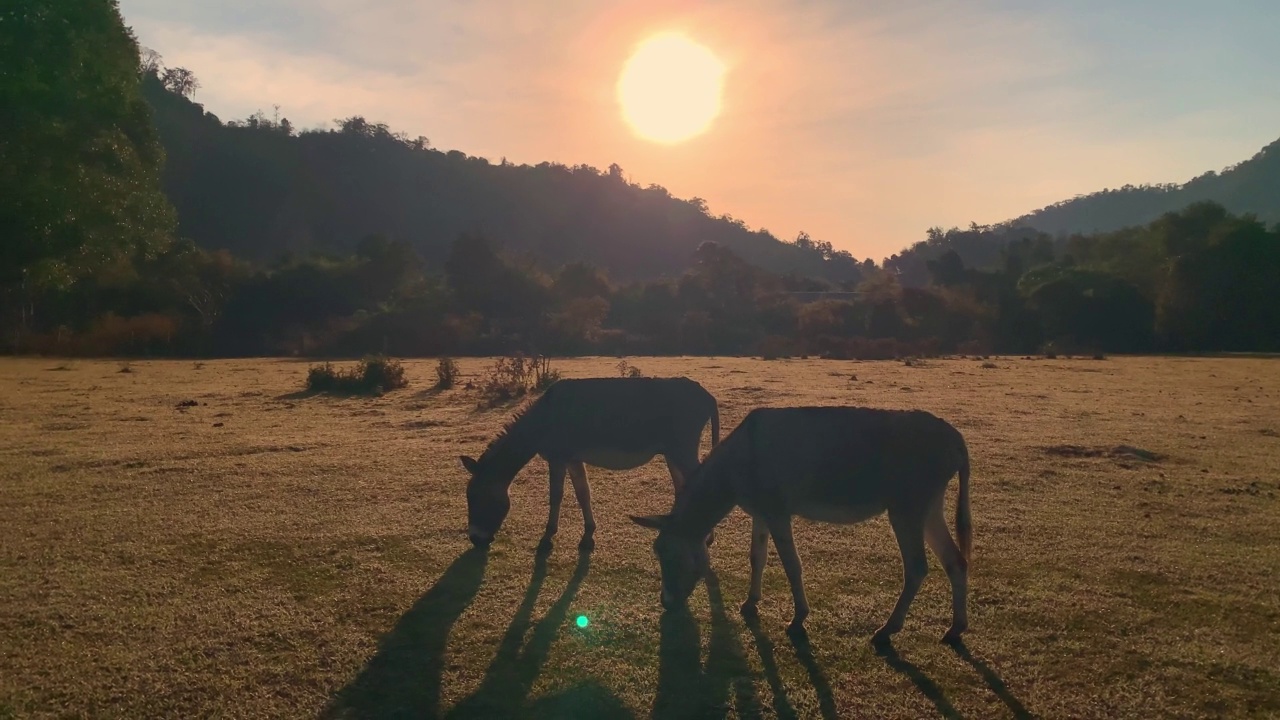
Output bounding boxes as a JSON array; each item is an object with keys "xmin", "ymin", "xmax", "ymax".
[{"xmin": 2, "ymin": 354, "xmax": 1278, "ymax": 719}]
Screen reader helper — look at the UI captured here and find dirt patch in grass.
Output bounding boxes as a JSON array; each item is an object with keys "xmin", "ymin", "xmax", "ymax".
[{"xmin": 1044, "ymin": 444, "xmax": 1166, "ymax": 463}]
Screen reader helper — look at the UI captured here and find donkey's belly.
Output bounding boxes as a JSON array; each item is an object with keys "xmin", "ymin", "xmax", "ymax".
[
  {"xmin": 574, "ymin": 448, "xmax": 658, "ymax": 470},
  {"xmin": 792, "ymin": 501, "xmax": 885, "ymax": 525}
]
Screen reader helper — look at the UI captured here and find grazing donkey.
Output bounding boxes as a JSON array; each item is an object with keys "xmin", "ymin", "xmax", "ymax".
[
  {"xmin": 461, "ymin": 376, "xmax": 720, "ymax": 553},
  {"xmin": 630, "ymin": 406, "xmax": 973, "ymax": 645}
]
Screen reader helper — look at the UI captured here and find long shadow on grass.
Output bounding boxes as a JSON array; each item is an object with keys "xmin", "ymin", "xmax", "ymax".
[
  {"xmin": 445, "ymin": 549, "xmax": 593, "ymax": 719},
  {"xmin": 949, "ymin": 640, "xmax": 1035, "ymax": 719},
  {"xmin": 743, "ymin": 617, "xmax": 799, "ymax": 720},
  {"xmin": 875, "ymin": 641, "xmax": 963, "ymax": 720},
  {"xmin": 323, "ymin": 547, "xmax": 489, "ymax": 719},
  {"xmin": 787, "ymin": 630, "xmax": 840, "ymax": 720},
  {"xmin": 652, "ymin": 570, "xmax": 764, "ymax": 720}
]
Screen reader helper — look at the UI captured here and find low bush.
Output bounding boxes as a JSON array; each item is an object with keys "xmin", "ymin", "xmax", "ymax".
[
  {"xmin": 306, "ymin": 355, "xmax": 408, "ymax": 396},
  {"xmin": 616, "ymin": 359, "xmax": 643, "ymax": 378},
  {"xmin": 477, "ymin": 353, "xmax": 560, "ymax": 408},
  {"xmin": 435, "ymin": 357, "xmax": 460, "ymax": 388}
]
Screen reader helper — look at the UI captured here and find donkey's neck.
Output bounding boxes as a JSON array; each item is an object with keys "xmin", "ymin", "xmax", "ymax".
[
  {"xmin": 669, "ymin": 455, "xmax": 737, "ymax": 540},
  {"xmin": 480, "ymin": 405, "xmax": 546, "ymax": 487}
]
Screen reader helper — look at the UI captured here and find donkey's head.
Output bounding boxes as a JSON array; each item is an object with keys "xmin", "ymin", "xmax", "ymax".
[
  {"xmin": 460, "ymin": 455, "xmax": 511, "ymax": 548},
  {"xmin": 630, "ymin": 513, "xmax": 709, "ymax": 610}
]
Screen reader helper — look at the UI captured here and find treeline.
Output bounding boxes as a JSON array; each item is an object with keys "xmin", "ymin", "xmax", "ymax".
[
  {"xmin": 4, "ymin": 1, "xmax": 1278, "ymax": 360},
  {"xmin": 1006, "ymin": 137, "xmax": 1280, "ymax": 237},
  {"xmin": 139, "ymin": 67, "xmax": 867, "ymax": 286},
  {"xmin": 9, "ymin": 200, "xmax": 1279, "ymax": 358}
]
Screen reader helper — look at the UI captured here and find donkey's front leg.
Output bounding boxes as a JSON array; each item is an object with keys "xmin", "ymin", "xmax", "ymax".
[
  {"xmin": 765, "ymin": 514, "xmax": 809, "ymax": 633},
  {"xmin": 567, "ymin": 461, "xmax": 596, "ymax": 553},
  {"xmin": 740, "ymin": 514, "xmax": 769, "ymax": 618},
  {"xmin": 538, "ymin": 460, "xmax": 568, "ymax": 555}
]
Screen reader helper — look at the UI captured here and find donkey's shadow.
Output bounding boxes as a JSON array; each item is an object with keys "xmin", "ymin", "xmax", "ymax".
[
  {"xmin": 322, "ymin": 547, "xmax": 489, "ymax": 719},
  {"xmin": 445, "ymin": 550, "xmax": 601, "ymax": 718},
  {"xmin": 653, "ymin": 570, "xmax": 765, "ymax": 719}
]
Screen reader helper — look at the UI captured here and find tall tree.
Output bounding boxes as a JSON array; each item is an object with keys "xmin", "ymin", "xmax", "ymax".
[{"xmin": 1, "ymin": 0, "xmax": 176, "ymax": 331}]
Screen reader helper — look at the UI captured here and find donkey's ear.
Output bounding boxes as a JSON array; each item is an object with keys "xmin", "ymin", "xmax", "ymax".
[
  {"xmin": 460, "ymin": 456, "xmax": 479, "ymax": 474},
  {"xmin": 629, "ymin": 514, "xmax": 669, "ymax": 530}
]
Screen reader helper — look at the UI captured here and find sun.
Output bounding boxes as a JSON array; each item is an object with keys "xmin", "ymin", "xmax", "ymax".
[{"xmin": 616, "ymin": 33, "xmax": 726, "ymax": 144}]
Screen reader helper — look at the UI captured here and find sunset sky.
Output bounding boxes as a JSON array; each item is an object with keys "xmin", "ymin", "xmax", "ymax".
[{"xmin": 117, "ymin": 0, "xmax": 1280, "ymax": 261}]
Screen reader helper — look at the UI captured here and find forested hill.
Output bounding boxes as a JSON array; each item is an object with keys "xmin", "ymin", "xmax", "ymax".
[
  {"xmin": 1007, "ymin": 135, "xmax": 1280, "ymax": 237},
  {"xmin": 141, "ymin": 74, "xmax": 866, "ymax": 284}
]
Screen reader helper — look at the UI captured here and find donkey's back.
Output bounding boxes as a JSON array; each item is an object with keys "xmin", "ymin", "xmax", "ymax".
[
  {"xmin": 732, "ymin": 406, "xmax": 968, "ymax": 521},
  {"xmin": 536, "ymin": 376, "xmax": 719, "ymax": 457}
]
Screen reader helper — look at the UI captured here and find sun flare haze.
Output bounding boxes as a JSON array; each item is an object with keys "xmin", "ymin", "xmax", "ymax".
[{"xmin": 616, "ymin": 32, "xmax": 726, "ymax": 145}]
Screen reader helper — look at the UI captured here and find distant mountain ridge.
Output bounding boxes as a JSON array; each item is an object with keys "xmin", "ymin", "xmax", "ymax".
[
  {"xmin": 1006, "ymin": 135, "xmax": 1280, "ymax": 237},
  {"xmin": 141, "ymin": 75, "xmax": 865, "ymax": 285}
]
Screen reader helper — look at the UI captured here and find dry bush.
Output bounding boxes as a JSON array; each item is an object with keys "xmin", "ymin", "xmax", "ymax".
[
  {"xmin": 616, "ymin": 359, "xmax": 643, "ymax": 378},
  {"xmin": 477, "ymin": 353, "xmax": 560, "ymax": 408},
  {"xmin": 306, "ymin": 355, "xmax": 408, "ymax": 396},
  {"xmin": 435, "ymin": 357, "xmax": 460, "ymax": 389}
]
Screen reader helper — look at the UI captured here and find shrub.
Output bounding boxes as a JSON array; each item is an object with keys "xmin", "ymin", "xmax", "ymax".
[
  {"xmin": 616, "ymin": 359, "xmax": 643, "ymax": 378},
  {"xmin": 477, "ymin": 353, "xmax": 560, "ymax": 408},
  {"xmin": 436, "ymin": 357, "xmax": 460, "ymax": 388},
  {"xmin": 533, "ymin": 355, "xmax": 561, "ymax": 391},
  {"xmin": 306, "ymin": 355, "xmax": 408, "ymax": 396}
]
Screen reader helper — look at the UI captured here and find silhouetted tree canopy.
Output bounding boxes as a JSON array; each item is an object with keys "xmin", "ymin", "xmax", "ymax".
[
  {"xmin": 4, "ymin": 48, "xmax": 1279, "ymax": 359},
  {"xmin": 1, "ymin": 0, "xmax": 176, "ymax": 307}
]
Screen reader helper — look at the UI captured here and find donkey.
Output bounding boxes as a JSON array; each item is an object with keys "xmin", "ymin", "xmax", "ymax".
[
  {"xmin": 460, "ymin": 376, "xmax": 720, "ymax": 553},
  {"xmin": 630, "ymin": 406, "xmax": 973, "ymax": 645}
]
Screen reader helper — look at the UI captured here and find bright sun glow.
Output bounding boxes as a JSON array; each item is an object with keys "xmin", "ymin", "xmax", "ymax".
[{"xmin": 617, "ymin": 33, "xmax": 726, "ymax": 144}]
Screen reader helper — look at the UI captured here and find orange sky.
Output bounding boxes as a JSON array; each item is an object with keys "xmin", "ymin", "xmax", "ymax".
[{"xmin": 119, "ymin": 0, "xmax": 1280, "ymax": 261}]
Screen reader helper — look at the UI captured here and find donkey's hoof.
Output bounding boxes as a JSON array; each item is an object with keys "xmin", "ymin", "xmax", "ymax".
[
  {"xmin": 577, "ymin": 535, "xmax": 595, "ymax": 553},
  {"xmin": 739, "ymin": 601, "xmax": 759, "ymax": 619},
  {"xmin": 786, "ymin": 619, "xmax": 808, "ymax": 637},
  {"xmin": 871, "ymin": 626, "xmax": 898, "ymax": 648},
  {"xmin": 536, "ymin": 536, "xmax": 554, "ymax": 555},
  {"xmin": 942, "ymin": 626, "xmax": 966, "ymax": 645}
]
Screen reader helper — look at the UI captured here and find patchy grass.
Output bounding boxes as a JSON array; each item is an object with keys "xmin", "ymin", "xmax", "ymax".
[{"xmin": 1, "ymin": 355, "xmax": 1279, "ymax": 718}]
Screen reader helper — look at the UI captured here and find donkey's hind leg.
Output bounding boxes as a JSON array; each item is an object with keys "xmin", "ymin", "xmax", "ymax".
[
  {"xmin": 764, "ymin": 513, "xmax": 809, "ymax": 633},
  {"xmin": 567, "ymin": 461, "xmax": 597, "ymax": 553},
  {"xmin": 924, "ymin": 494, "xmax": 969, "ymax": 643},
  {"xmin": 873, "ymin": 504, "xmax": 930, "ymax": 646}
]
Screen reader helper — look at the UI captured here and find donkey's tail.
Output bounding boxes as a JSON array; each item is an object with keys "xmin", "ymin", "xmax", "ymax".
[
  {"xmin": 956, "ymin": 442, "xmax": 973, "ymax": 566},
  {"xmin": 709, "ymin": 401, "xmax": 721, "ymax": 448}
]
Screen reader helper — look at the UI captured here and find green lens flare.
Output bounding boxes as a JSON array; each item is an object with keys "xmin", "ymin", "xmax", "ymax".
[{"xmin": 575, "ymin": 615, "xmax": 589, "ymax": 628}]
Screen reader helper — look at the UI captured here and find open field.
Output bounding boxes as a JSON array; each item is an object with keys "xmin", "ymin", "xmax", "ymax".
[{"xmin": 2, "ymin": 355, "xmax": 1278, "ymax": 719}]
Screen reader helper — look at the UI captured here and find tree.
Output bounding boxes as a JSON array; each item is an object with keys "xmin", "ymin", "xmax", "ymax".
[
  {"xmin": 160, "ymin": 67, "xmax": 200, "ymax": 98},
  {"xmin": 1, "ymin": 0, "xmax": 177, "ymax": 340},
  {"xmin": 139, "ymin": 45, "xmax": 163, "ymax": 75}
]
